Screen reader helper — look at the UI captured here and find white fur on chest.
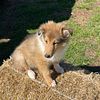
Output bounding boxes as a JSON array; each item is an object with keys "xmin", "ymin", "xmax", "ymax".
[{"xmin": 48, "ymin": 47, "xmax": 66, "ymax": 62}]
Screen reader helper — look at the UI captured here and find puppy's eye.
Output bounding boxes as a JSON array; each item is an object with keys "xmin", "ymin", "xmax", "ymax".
[
  {"xmin": 45, "ymin": 40, "xmax": 48, "ymax": 43},
  {"xmin": 53, "ymin": 42, "xmax": 59, "ymax": 45}
]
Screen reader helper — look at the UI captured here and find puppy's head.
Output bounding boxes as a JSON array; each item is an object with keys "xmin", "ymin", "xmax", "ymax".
[{"xmin": 37, "ymin": 21, "xmax": 73, "ymax": 58}]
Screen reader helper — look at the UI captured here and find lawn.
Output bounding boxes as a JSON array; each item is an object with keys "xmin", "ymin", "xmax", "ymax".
[{"xmin": 65, "ymin": 0, "xmax": 100, "ymax": 66}]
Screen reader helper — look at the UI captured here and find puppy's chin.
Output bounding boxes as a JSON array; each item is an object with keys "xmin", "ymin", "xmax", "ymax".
[{"xmin": 45, "ymin": 55, "xmax": 55, "ymax": 62}]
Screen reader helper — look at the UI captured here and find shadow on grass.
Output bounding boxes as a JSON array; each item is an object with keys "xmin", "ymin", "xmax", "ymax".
[
  {"xmin": 0, "ymin": 0, "xmax": 76, "ymax": 65},
  {"xmin": 51, "ymin": 61, "xmax": 100, "ymax": 80},
  {"xmin": 61, "ymin": 62, "xmax": 100, "ymax": 73}
]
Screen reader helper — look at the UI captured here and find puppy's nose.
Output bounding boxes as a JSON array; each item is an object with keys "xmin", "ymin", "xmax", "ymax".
[{"xmin": 45, "ymin": 54, "xmax": 51, "ymax": 58}]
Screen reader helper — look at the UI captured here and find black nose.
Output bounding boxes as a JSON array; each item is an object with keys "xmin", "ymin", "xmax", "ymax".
[{"xmin": 45, "ymin": 54, "xmax": 51, "ymax": 58}]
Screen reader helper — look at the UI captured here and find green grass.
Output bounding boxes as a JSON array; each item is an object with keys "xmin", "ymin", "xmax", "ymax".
[
  {"xmin": 64, "ymin": 1, "xmax": 100, "ymax": 66},
  {"xmin": 0, "ymin": 0, "xmax": 100, "ymax": 66},
  {"xmin": 75, "ymin": 0, "xmax": 97, "ymax": 10}
]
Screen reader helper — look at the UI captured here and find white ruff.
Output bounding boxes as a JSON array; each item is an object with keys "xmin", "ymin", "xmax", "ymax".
[
  {"xmin": 48, "ymin": 47, "xmax": 66, "ymax": 62},
  {"xmin": 37, "ymin": 35, "xmax": 45, "ymax": 54}
]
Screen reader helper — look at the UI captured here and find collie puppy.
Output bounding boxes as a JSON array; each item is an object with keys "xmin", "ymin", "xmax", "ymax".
[{"xmin": 11, "ymin": 21, "xmax": 73, "ymax": 87}]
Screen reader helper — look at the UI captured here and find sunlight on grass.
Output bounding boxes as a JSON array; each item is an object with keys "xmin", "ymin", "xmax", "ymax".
[
  {"xmin": 64, "ymin": 0, "xmax": 100, "ymax": 65},
  {"xmin": 75, "ymin": 0, "xmax": 97, "ymax": 10},
  {"xmin": 27, "ymin": 29, "xmax": 37, "ymax": 34}
]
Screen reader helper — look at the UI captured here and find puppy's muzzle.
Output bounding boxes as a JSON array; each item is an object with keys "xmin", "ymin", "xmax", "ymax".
[{"xmin": 44, "ymin": 53, "xmax": 52, "ymax": 58}]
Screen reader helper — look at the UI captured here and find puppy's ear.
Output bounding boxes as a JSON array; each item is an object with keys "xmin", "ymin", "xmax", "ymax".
[
  {"xmin": 38, "ymin": 24, "xmax": 46, "ymax": 36},
  {"xmin": 58, "ymin": 22, "xmax": 73, "ymax": 38},
  {"xmin": 61, "ymin": 28, "xmax": 73, "ymax": 38},
  {"xmin": 37, "ymin": 25, "xmax": 45, "ymax": 36},
  {"xmin": 37, "ymin": 29, "xmax": 45, "ymax": 36}
]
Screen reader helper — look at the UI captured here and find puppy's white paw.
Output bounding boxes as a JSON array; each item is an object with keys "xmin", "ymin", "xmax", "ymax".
[
  {"xmin": 54, "ymin": 64, "xmax": 64, "ymax": 74},
  {"xmin": 27, "ymin": 70, "xmax": 35, "ymax": 80},
  {"xmin": 51, "ymin": 80, "xmax": 56, "ymax": 87}
]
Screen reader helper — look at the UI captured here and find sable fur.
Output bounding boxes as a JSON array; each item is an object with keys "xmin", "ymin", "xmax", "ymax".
[{"xmin": 11, "ymin": 21, "xmax": 72, "ymax": 86}]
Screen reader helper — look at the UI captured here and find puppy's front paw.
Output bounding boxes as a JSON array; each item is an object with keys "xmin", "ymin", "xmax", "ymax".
[
  {"xmin": 51, "ymin": 80, "xmax": 56, "ymax": 87},
  {"xmin": 54, "ymin": 64, "xmax": 64, "ymax": 74},
  {"xmin": 27, "ymin": 70, "xmax": 36, "ymax": 80}
]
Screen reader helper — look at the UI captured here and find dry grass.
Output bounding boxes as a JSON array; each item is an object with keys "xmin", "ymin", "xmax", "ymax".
[
  {"xmin": 0, "ymin": 59, "xmax": 100, "ymax": 100},
  {"xmin": 73, "ymin": 9, "xmax": 91, "ymax": 26}
]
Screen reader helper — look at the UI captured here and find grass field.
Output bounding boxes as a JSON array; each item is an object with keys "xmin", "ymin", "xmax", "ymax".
[
  {"xmin": 65, "ymin": 0, "xmax": 100, "ymax": 66},
  {"xmin": 0, "ymin": 0, "xmax": 100, "ymax": 65}
]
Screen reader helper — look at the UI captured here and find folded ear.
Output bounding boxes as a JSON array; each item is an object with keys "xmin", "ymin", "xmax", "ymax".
[
  {"xmin": 37, "ymin": 30, "xmax": 43, "ymax": 36},
  {"xmin": 61, "ymin": 28, "xmax": 73, "ymax": 38},
  {"xmin": 37, "ymin": 26, "xmax": 45, "ymax": 36},
  {"xmin": 38, "ymin": 24, "xmax": 46, "ymax": 36}
]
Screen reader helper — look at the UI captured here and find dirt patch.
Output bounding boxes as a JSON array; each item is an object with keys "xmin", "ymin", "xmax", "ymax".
[
  {"xmin": 85, "ymin": 48, "xmax": 96, "ymax": 59},
  {"xmin": 94, "ymin": 57, "xmax": 100, "ymax": 66},
  {"xmin": 73, "ymin": 9, "xmax": 91, "ymax": 26},
  {"xmin": 80, "ymin": 36, "xmax": 98, "ymax": 46},
  {"xmin": 0, "ymin": 59, "xmax": 100, "ymax": 100},
  {"xmin": 91, "ymin": 57, "xmax": 100, "ymax": 66},
  {"xmin": 73, "ymin": 0, "xmax": 100, "ymax": 26},
  {"xmin": 95, "ymin": 1, "xmax": 100, "ymax": 7},
  {"xmin": 81, "ymin": 36, "xmax": 100, "ymax": 66},
  {"xmin": 85, "ymin": 36, "xmax": 98, "ymax": 45}
]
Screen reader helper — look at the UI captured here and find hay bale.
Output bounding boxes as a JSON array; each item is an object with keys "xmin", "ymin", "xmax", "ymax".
[{"xmin": 0, "ymin": 59, "xmax": 100, "ymax": 100}]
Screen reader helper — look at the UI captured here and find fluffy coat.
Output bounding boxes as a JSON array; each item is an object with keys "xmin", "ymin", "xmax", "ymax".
[{"xmin": 11, "ymin": 21, "xmax": 73, "ymax": 87}]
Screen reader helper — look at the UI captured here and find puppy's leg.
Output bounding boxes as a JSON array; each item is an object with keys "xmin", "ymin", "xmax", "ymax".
[
  {"xmin": 37, "ymin": 63, "xmax": 56, "ymax": 87},
  {"xmin": 27, "ymin": 69, "xmax": 36, "ymax": 80},
  {"xmin": 54, "ymin": 63, "xmax": 64, "ymax": 74},
  {"xmin": 25, "ymin": 59, "xmax": 36, "ymax": 80},
  {"xmin": 12, "ymin": 51, "xmax": 29, "ymax": 73}
]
